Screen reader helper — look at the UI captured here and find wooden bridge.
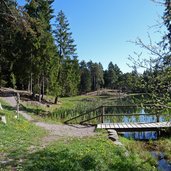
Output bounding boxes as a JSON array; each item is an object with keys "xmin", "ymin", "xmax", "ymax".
[
  {"xmin": 64, "ymin": 105, "xmax": 171, "ymax": 132},
  {"xmin": 97, "ymin": 122, "xmax": 171, "ymax": 132}
]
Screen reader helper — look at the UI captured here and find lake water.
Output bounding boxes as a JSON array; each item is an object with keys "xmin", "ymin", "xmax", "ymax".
[{"xmin": 151, "ymin": 151, "xmax": 171, "ymax": 171}]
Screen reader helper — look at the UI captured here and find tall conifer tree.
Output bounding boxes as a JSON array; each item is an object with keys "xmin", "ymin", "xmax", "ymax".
[{"xmin": 54, "ymin": 10, "xmax": 80, "ymax": 98}]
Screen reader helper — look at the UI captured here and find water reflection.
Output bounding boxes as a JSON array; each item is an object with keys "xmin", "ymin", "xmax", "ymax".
[
  {"xmin": 103, "ymin": 106, "xmax": 170, "ymax": 140},
  {"xmin": 124, "ymin": 131, "xmax": 157, "ymax": 140},
  {"xmin": 151, "ymin": 151, "xmax": 171, "ymax": 171}
]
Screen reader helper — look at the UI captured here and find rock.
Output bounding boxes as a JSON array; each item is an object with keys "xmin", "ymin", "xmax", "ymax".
[
  {"xmin": 108, "ymin": 129, "xmax": 117, "ymax": 133},
  {"xmin": 108, "ymin": 134, "xmax": 119, "ymax": 141},
  {"xmin": 108, "ymin": 129, "xmax": 119, "ymax": 141},
  {"xmin": 113, "ymin": 141, "xmax": 123, "ymax": 146}
]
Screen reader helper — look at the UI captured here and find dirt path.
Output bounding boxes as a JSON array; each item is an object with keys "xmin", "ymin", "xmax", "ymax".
[{"xmin": 2, "ymin": 92, "xmax": 96, "ymax": 146}]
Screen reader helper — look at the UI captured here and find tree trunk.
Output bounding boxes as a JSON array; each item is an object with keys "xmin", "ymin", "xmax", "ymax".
[
  {"xmin": 28, "ymin": 81, "xmax": 30, "ymax": 92},
  {"xmin": 39, "ymin": 93, "xmax": 42, "ymax": 103},
  {"xmin": 42, "ymin": 74, "xmax": 45, "ymax": 100},
  {"xmin": 30, "ymin": 72, "xmax": 33, "ymax": 93}
]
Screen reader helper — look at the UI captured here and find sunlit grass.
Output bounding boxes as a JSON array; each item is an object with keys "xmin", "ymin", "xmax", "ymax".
[
  {"xmin": 0, "ymin": 99, "xmax": 46, "ymax": 169},
  {"xmin": 21, "ymin": 135, "xmax": 157, "ymax": 171}
]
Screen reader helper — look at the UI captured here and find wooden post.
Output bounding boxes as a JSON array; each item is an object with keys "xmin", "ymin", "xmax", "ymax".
[
  {"xmin": 16, "ymin": 92, "xmax": 20, "ymax": 118},
  {"xmin": 101, "ymin": 106, "xmax": 105, "ymax": 123},
  {"xmin": 156, "ymin": 114, "xmax": 159, "ymax": 123},
  {"xmin": 0, "ymin": 102, "xmax": 3, "ymax": 110}
]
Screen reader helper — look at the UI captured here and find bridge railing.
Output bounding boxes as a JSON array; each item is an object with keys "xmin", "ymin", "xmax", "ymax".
[{"xmin": 64, "ymin": 104, "xmax": 171, "ymax": 125}]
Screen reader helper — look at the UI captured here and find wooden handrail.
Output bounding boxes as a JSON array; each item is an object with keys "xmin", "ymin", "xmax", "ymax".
[
  {"xmin": 101, "ymin": 104, "xmax": 171, "ymax": 108},
  {"xmin": 64, "ymin": 106, "xmax": 102, "ymax": 124},
  {"xmin": 101, "ymin": 113, "xmax": 171, "ymax": 117},
  {"xmin": 80, "ymin": 113, "xmax": 171, "ymax": 124},
  {"xmin": 64, "ymin": 104, "xmax": 171, "ymax": 124},
  {"xmin": 80, "ymin": 114, "xmax": 102, "ymax": 124}
]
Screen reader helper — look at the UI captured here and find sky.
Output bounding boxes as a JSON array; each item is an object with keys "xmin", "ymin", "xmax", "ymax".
[{"xmin": 17, "ymin": 0, "xmax": 165, "ymax": 73}]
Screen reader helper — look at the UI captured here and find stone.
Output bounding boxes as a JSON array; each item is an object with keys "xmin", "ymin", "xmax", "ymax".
[
  {"xmin": 108, "ymin": 134, "xmax": 119, "ymax": 141},
  {"xmin": 113, "ymin": 141, "xmax": 123, "ymax": 146},
  {"xmin": 108, "ymin": 129, "xmax": 116, "ymax": 132},
  {"xmin": 108, "ymin": 129, "xmax": 119, "ymax": 141}
]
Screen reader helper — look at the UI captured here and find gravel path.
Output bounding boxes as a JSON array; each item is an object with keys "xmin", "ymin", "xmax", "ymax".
[{"xmin": 2, "ymin": 93, "xmax": 96, "ymax": 146}]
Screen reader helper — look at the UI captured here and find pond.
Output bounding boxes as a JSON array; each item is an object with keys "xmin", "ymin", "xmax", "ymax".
[
  {"xmin": 104, "ymin": 96, "xmax": 171, "ymax": 171},
  {"xmin": 151, "ymin": 151, "xmax": 171, "ymax": 171},
  {"xmin": 102, "ymin": 96, "xmax": 171, "ymax": 140}
]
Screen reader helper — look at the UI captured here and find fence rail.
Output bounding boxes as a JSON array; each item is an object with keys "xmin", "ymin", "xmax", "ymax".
[{"xmin": 64, "ymin": 104, "xmax": 171, "ymax": 125}]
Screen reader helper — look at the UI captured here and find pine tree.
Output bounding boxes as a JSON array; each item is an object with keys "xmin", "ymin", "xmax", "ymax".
[
  {"xmin": 87, "ymin": 61, "xmax": 104, "ymax": 91},
  {"xmin": 79, "ymin": 61, "xmax": 91, "ymax": 93},
  {"xmin": 54, "ymin": 10, "xmax": 80, "ymax": 98},
  {"xmin": 104, "ymin": 62, "xmax": 121, "ymax": 89},
  {"xmin": 0, "ymin": 0, "xmax": 18, "ymax": 87},
  {"xmin": 25, "ymin": 0, "xmax": 57, "ymax": 101}
]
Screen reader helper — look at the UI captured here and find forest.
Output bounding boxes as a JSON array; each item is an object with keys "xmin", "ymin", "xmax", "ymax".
[
  {"xmin": 1, "ymin": 1, "xmax": 171, "ymax": 171},
  {"xmin": 1, "ymin": 0, "xmax": 171, "ymax": 106}
]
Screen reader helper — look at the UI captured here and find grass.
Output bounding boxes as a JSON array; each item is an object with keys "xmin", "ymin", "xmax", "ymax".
[
  {"xmin": 0, "ymin": 98, "xmax": 47, "ymax": 170},
  {"xmin": 146, "ymin": 137, "xmax": 171, "ymax": 161},
  {"xmin": 19, "ymin": 135, "xmax": 157, "ymax": 171},
  {"xmin": 20, "ymin": 95, "xmax": 108, "ymax": 123},
  {"xmin": 0, "ymin": 96, "xmax": 170, "ymax": 171}
]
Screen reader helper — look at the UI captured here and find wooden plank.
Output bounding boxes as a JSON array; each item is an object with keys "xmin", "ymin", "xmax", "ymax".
[
  {"xmin": 130, "ymin": 123, "xmax": 136, "ymax": 128},
  {"xmin": 101, "ymin": 124, "xmax": 106, "ymax": 129},
  {"xmin": 97, "ymin": 124, "xmax": 101, "ymax": 129},
  {"xmin": 166, "ymin": 122, "xmax": 171, "ymax": 126},
  {"xmin": 144, "ymin": 123, "xmax": 155, "ymax": 128},
  {"xmin": 97, "ymin": 122, "xmax": 171, "ymax": 130},
  {"xmin": 109, "ymin": 123, "xmax": 112, "ymax": 128},
  {"xmin": 150, "ymin": 123, "xmax": 159, "ymax": 127},
  {"xmin": 124, "ymin": 123, "xmax": 129, "ymax": 128},
  {"xmin": 113, "ymin": 123, "xmax": 119, "ymax": 129},
  {"xmin": 106, "ymin": 124, "xmax": 110, "ymax": 129},
  {"xmin": 143, "ymin": 123, "xmax": 153, "ymax": 127},
  {"xmin": 117, "ymin": 123, "xmax": 121, "ymax": 128},
  {"xmin": 118, "ymin": 123, "xmax": 123, "ymax": 128},
  {"xmin": 133, "ymin": 123, "xmax": 142, "ymax": 128},
  {"xmin": 120, "ymin": 123, "xmax": 126, "ymax": 128},
  {"xmin": 126, "ymin": 123, "xmax": 132, "ymax": 128},
  {"xmin": 138, "ymin": 123, "xmax": 147, "ymax": 128}
]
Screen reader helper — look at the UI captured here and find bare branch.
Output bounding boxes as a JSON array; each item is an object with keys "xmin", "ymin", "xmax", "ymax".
[{"xmin": 150, "ymin": 0, "xmax": 165, "ymax": 5}]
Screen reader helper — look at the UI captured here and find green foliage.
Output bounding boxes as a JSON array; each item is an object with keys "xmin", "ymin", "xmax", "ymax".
[
  {"xmin": 87, "ymin": 61, "xmax": 104, "ymax": 91},
  {"xmin": 104, "ymin": 62, "xmax": 122, "ymax": 89},
  {"xmin": 10, "ymin": 72, "xmax": 16, "ymax": 89},
  {"xmin": 54, "ymin": 10, "xmax": 80, "ymax": 97},
  {"xmin": 79, "ymin": 60, "xmax": 92, "ymax": 93}
]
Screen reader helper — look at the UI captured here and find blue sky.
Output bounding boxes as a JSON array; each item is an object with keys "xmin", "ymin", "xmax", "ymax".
[{"xmin": 18, "ymin": 0, "xmax": 165, "ymax": 73}]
